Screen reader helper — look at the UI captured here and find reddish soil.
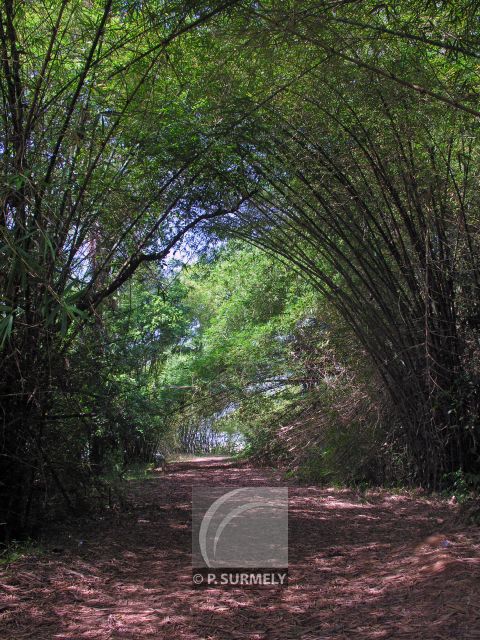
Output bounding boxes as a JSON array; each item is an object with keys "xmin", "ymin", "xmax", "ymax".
[{"xmin": 0, "ymin": 458, "xmax": 479, "ymax": 639}]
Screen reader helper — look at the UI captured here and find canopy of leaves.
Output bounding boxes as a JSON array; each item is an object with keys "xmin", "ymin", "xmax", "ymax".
[{"xmin": 2, "ymin": 0, "xmax": 480, "ymax": 538}]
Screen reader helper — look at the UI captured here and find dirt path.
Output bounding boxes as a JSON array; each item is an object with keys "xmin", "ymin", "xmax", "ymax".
[{"xmin": 1, "ymin": 458, "xmax": 479, "ymax": 639}]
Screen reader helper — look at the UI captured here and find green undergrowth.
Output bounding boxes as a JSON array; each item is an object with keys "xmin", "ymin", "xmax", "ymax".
[{"xmin": 0, "ymin": 539, "xmax": 43, "ymax": 566}]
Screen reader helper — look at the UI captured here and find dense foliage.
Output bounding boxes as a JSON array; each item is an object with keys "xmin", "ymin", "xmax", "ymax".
[
  {"xmin": 1, "ymin": 0, "xmax": 479, "ymax": 538},
  {"xmin": 157, "ymin": 244, "xmax": 320, "ymax": 454}
]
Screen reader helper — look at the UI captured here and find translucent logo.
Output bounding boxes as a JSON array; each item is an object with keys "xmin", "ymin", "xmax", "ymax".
[{"xmin": 192, "ymin": 487, "xmax": 288, "ymax": 569}]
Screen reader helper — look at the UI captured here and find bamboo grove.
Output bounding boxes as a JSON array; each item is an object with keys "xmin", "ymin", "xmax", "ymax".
[{"xmin": 1, "ymin": 0, "xmax": 480, "ymax": 538}]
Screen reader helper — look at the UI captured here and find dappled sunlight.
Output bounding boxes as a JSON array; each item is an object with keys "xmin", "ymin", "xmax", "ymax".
[
  {"xmin": 1, "ymin": 3, "xmax": 479, "ymax": 639},
  {"xmin": 1, "ymin": 459, "xmax": 479, "ymax": 639}
]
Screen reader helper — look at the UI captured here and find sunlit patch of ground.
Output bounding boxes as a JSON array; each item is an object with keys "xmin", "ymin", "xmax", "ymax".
[
  {"xmin": 0, "ymin": 459, "xmax": 478, "ymax": 639},
  {"xmin": 169, "ymin": 454, "xmax": 233, "ymax": 464}
]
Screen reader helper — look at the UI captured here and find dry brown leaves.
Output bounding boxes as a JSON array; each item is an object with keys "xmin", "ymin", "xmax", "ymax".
[{"xmin": 0, "ymin": 458, "xmax": 479, "ymax": 639}]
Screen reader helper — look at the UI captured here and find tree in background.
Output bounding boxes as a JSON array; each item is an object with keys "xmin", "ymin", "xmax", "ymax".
[{"xmin": 157, "ymin": 243, "xmax": 337, "ymax": 456}]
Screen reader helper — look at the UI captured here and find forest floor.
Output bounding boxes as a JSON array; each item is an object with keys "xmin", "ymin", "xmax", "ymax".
[{"xmin": 0, "ymin": 458, "xmax": 479, "ymax": 639}]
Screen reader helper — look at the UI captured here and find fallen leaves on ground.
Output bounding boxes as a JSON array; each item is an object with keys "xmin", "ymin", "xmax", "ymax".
[{"xmin": 0, "ymin": 459, "xmax": 479, "ymax": 639}]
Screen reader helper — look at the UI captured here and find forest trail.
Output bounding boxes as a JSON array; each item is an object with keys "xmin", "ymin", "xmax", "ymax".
[{"xmin": 0, "ymin": 458, "xmax": 479, "ymax": 640}]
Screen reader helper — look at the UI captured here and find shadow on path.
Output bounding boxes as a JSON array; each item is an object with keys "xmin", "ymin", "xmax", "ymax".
[{"xmin": 0, "ymin": 459, "xmax": 479, "ymax": 639}]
